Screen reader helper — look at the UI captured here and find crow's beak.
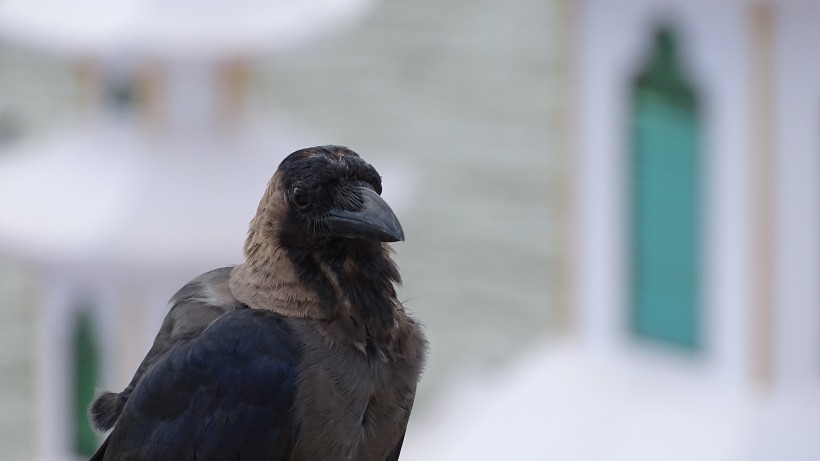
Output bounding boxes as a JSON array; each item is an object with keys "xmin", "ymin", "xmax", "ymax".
[{"xmin": 326, "ymin": 186, "xmax": 405, "ymax": 242}]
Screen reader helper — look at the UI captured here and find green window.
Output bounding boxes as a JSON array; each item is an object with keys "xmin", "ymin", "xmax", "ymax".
[
  {"xmin": 630, "ymin": 29, "xmax": 701, "ymax": 349},
  {"xmin": 72, "ymin": 309, "xmax": 100, "ymax": 456}
]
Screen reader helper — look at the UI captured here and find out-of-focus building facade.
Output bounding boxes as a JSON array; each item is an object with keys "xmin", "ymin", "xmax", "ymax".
[
  {"xmin": 565, "ymin": 0, "xmax": 820, "ymax": 395},
  {"xmin": 556, "ymin": 0, "xmax": 820, "ymax": 458},
  {"xmin": 0, "ymin": 1, "xmax": 374, "ymax": 460},
  {"xmin": 404, "ymin": 1, "xmax": 820, "ymax": 460}
]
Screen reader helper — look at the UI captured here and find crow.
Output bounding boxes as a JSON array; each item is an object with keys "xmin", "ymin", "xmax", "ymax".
[{"xmin": 89, "ymin": 145, "xmax": 427, "ymax": 461}]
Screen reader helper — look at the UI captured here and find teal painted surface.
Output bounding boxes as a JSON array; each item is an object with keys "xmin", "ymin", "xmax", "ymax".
[
  {"xmin": 73, "ymin": 311, "xmax": 99, "ymax": 456},
  {"xmin": 631, "ymin": 30, "xmax": 701, "ymax": 349}
]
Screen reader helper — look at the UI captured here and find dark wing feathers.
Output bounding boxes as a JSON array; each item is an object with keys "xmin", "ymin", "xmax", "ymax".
[
  {"xmin": 385, "ymin": 433, "xmax": 406, "ymax": 461},
  {"xmin": 94, "ymin": 308, "xmax": 300, "ymax": 461},
  {"xmin": 91, "ymin": 267, "xmax": 240, "ymax": 432}
]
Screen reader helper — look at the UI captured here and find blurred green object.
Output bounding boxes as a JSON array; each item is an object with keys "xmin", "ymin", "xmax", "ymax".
[
  {"xmin": 72, "ymin": 310, "xmax": 99, "ymax": 456},
  {"xmin": 631, "ymin": 28, "xmax": 701, "ymax": 349}
]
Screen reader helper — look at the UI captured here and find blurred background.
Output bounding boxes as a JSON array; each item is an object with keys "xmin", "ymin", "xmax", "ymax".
[{"xmin": 0, "ymin": 0, "xmax": 819, "ymax": 460}]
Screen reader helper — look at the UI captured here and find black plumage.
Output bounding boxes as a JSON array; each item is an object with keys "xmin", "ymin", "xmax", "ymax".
[{"xmin": 89, "ymin": 146, "xmax": 427, "ymax": 461}]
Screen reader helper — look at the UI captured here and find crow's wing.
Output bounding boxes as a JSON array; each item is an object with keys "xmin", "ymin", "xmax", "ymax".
[
  {"xmin": 90, "ymin": 267, "xmax": 241, "ymax": 431},
  {"xmin": 92, "ymin": 308, "xmax": 300, "ymax": 461},
  {"xmin": 384, "ymin": 433, "xmax": 406, "ymax": 461}
]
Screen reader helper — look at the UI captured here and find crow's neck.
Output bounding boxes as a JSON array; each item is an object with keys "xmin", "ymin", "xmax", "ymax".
[
  {"xmin": 230, "ymin": 239, "xmax": 328, "ymax": 319},
  {"xmin": 230, "ymin": 237, "xmax": 402, "ymax": 350}
]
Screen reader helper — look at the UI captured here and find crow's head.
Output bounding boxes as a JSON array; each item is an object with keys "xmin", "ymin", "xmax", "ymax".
[
  {"xmin": 234, "ymin": 145, "xmax": 404, "ymax": 317},
  {"xmin": 248, "ymin": 145, "xmax": 404, "ymax": 251}
]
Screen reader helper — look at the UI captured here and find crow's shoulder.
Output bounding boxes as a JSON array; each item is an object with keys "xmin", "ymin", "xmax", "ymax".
[{"xmin": 97, "ymin": 308, "xmax": 300, "ymax": 461}]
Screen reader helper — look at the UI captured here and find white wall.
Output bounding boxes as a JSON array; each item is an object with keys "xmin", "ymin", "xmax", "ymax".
[{"xmin": 773, "ymin": 2, "xmax": 820, "ymax": 391}]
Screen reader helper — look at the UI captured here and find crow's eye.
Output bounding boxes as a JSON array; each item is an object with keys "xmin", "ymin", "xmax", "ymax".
[{"xmin": 292, "ymin": 187, "xmax": 311, "ymax": 211}]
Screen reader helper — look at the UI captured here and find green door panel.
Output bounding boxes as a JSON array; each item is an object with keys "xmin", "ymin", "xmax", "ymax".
[{"xmin": 630, "ymin": 29, "xmax": 701, "ymax": 349}]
